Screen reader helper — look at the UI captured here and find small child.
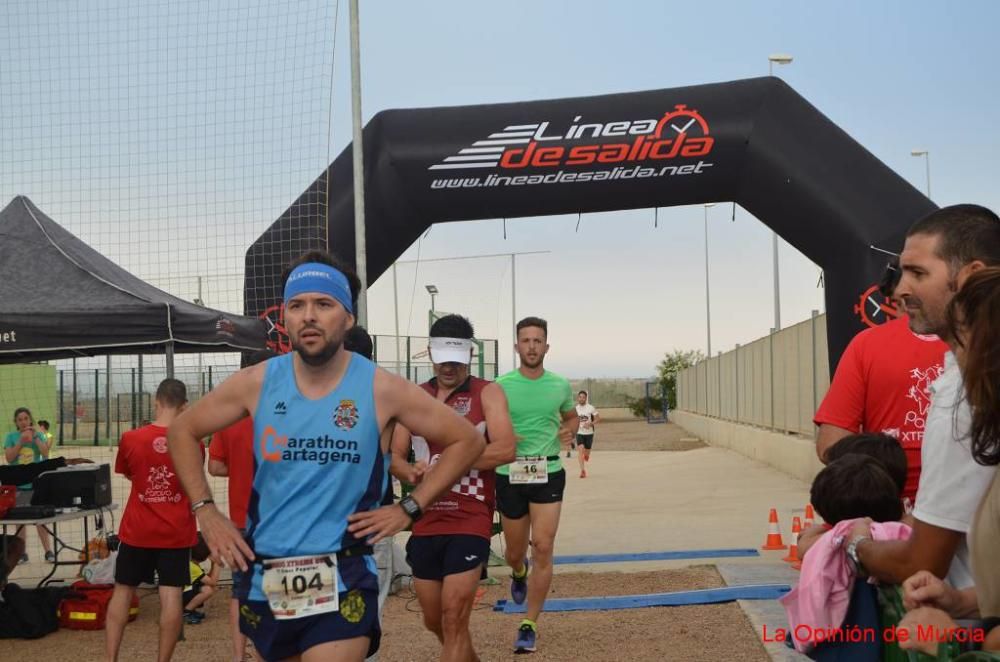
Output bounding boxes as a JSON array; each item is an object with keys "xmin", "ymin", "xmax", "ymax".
[
  {"xmin": 36, "ymin": 420, "xmax": 53, "ymax": 444},
  {"xmin": 823, "ymin": 432, "xmax": 907, "ymax": 500},
  {"xmin": 183, "ymin": 534, "xmax": 219, "ymax": 624},
  {"xmin": 810, "ymin": 452, "xmax": 903, "ymax": 525}
]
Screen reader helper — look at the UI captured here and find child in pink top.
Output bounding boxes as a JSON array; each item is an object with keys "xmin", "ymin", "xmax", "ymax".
[{"xmin": 780, "ymin": 453, "xmax": 909, "ymax": 653}]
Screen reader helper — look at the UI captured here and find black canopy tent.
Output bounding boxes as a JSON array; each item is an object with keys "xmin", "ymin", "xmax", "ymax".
[{"xmin": 0, "ymin": 196, "xmax": 267, "ymax": 369}]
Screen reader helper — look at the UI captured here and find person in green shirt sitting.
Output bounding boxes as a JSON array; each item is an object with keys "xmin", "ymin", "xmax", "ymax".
[{"xmin": 3, "ymin": 407, "xmax": 54, "ymax": 563}]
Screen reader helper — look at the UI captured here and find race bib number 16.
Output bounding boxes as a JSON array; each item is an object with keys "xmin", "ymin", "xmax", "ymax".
[
  {"xmin": 510, "ymin": 456, "xmax": 549, "ymax": 484},
  {"xmin": 262, "ymin": 554, "xmax": 338, "ymax": 620}
]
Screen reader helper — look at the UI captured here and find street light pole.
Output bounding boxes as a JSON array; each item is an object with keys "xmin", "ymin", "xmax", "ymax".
[
  {"xmin": 767, "ymin": 54, "xmax": 793, "ymax": 332},
  {"xmin": 911, "ymin": 149, "xmax": 931, "ymax": 198},
  {"xmin": 704, "ymin": 204, "xmax": 714, "ymax": 357},
  {"xmin": 349, "ymin": 0, "xmax": 368, "ymax": 326},
  {"xmin": 425, "ymin": 284, "xmax": 438, "ymax": 332},
  {"xmin": 511, "ymin": 253, "xmax": 517, "ymax": 372}
]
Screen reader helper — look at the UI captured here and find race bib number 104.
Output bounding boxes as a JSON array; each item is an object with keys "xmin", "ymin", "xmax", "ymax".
[{"xmin": 262, "ymin": 554, "xmax": 339, "ymax": 620}]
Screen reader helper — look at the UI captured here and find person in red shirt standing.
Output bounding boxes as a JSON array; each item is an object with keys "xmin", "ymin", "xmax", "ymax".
[
  {"xmin": 106, "ymin": 379, "xmax": 199, "ymax": 662},
  {"xmin": 814, "ymin": 310, "xmax": 946, "ymax": 505},
  {"xmin": 208, "ymin": 415, "xmax": 254, "ymax": 662},
  {"xmin": 208, "ymin": 349, "xmax": 271, "ymax": 662},
  {"xmin": 390, "ymin": 315, "xmax": 516, "ymax": 662}
]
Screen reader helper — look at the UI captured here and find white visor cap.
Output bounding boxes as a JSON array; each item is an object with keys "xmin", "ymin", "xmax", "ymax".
[{"xmin": 429, "ymin": 336, "xmax": 474, "ymax": 364}]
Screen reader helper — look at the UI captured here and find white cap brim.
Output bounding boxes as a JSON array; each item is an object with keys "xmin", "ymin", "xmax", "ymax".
[{"xmin": 428, "ymin": 337, "xmax": 474, "ymax": 364}]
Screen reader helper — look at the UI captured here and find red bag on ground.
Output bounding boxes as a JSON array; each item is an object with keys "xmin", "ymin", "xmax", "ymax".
[
  {"xmin": 0, "ymin": 485, "xmax": 15, "ymax": 518},
  {"xmin": 57, "ymin": 581, "xmax": 139, "ymax": 630}
]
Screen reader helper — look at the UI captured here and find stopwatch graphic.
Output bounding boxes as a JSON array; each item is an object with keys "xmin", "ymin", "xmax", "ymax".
[
  {"xmin": 258, "ymin": 304, "xmax": 291, "ymax": 354},
  {"xmin": 655, "ymin": 104, "xmax": 711, "ymax": 139},
  {"xmin": 854, "ymin": 284, "xmax": 900, "ymax": 327}
]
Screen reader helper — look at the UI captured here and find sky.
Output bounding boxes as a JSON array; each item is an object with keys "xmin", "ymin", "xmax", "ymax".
[{"xmin": 2, "ymin": 1, "xmax": 999, "ymax": 378}]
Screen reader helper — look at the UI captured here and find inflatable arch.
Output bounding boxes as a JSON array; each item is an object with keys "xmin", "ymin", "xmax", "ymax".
[{"xmin": 246, "ymin": 77, "xmax": 935, "ymax": 369}]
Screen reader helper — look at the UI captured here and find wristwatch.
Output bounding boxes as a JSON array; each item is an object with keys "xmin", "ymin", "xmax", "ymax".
[
  {"xmin": 399, "ymin": 495, "xmax": 423, "ymax": 521},
  {"xmin": 190, "ymin": 498, "xmax": 215, "ymax": 513},
  {"xmin": 845, "ymin": 535, "xmax": 870, "ymax": 574}
]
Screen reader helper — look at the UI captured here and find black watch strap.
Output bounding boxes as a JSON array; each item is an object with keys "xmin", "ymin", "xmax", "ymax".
[{"xmin": 400, "ymin": 495, "xmax": 422, "ymax": 521}]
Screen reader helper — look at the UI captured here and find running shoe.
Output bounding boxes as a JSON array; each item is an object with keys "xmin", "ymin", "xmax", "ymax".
[
  {"xmin": 18, "ymin": 554, "xmax": 28, "ymax": 565},
  {"xmin": 580, "ymin": 470, "xmax": 587, "ymax": 478},
  {"xmin": 514, "ymin": 623, "xmax": 537, "ymax": 653},
  {"xmin": 510, "ymin": 560, "xmax": 529, "ymax": 604},
  {"xmin": 184, "ymin": 609, "xmax": 205, "ymax": 625},
  {"xmin": 44, "ymin": 551, "xmax": 55, "ymax": 562}
]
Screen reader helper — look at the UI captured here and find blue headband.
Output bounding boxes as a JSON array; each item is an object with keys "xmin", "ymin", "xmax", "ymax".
[{"xmin": 284, "ymin": 263, "xmax": 354, "ymax": 314}]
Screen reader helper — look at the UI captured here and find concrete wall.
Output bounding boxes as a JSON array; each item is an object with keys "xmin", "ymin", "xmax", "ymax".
[
  {"xmin": 677, "ymin": 313, "xmax": 830, "ymax": 436},
  {"xmin": 671, "ymin": 410, "xmax": 823, "ymax": 485}
]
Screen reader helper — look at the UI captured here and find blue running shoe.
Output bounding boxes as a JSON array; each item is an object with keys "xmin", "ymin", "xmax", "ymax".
[
  {"xmin": 510, "ymin": 560, "xmax": 529, "ymax": 605},
  {"xmin": 514, "ymin": 623, "xmax": 537, "ymax": 653}
]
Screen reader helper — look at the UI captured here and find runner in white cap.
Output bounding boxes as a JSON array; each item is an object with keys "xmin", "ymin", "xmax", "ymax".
[{"xmin": 390, "ymin": 314, "xmax": 516, "ymax": 662}]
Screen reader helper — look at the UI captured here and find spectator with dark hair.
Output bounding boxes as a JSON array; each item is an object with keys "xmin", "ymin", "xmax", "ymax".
[
  {"xmin": 4, "ymin": 406, "xmax": 54, "ymax": 563},
  {"xmin": 36, "ymin": 420, "xmax": 52, "ymax": 444},
  {"xmin": 345, "ymin": 324, "xmax": 374, "ymax": 361},
  {"xmin": 897, "ymin": 266, "xmax": 1000, "ymax": 655},
  {"xmin": 811, "ymin": 453, "xmax": 904, "ymax": 525},
  {"xmin": 182, "ymin": 533, "xmax": 220, "ymax": 625},
  {"xmin": 823, "ymin": 433, "xmax": 908, "ymax": 499},
  {"xmin": 106, "ymin": 378, "xmax": 199, "ymax": 662},
  {"xmin": 845, "ymin": 204, "xmax": 1000, "ymax": 590}
]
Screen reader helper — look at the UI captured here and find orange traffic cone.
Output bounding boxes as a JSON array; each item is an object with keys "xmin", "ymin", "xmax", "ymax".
[
  {"xmin": 804, "ymin": 504, "xmax": 816, "ymax": 530},
  {"xmin": 761, "ymin": 508, "xmax": 788, "ymax": 551},
  {"xmin": 783, "ymin": 517, "xmax": 802, "ymax": 563}
]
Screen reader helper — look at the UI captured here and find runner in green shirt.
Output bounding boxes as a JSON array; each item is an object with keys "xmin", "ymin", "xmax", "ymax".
[{"xmin": 496, "ymin": 316, "xmax": 578, "ymax": 654}]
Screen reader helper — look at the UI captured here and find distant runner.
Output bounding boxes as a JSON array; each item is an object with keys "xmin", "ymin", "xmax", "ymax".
[{"xmin": 574, "ymin": 390, "xmax": 600, "ymax": 478}]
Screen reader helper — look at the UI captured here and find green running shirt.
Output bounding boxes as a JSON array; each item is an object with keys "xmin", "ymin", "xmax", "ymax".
[{"xmin": 496, "ymin": 369, "xmax": 575, "ymax": 476}]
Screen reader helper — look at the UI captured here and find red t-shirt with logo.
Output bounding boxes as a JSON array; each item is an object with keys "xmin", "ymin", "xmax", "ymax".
[
  {"xmin": 115, "ymin": 424, "xmax": 200, "ymax": 549},
  {"xmin": 208, "ymin": 417, "xmax": 254, "ymax": 529},
  {"xmin": 411, "ymin": 377, "xmax": 495, "ymax": 540},
  {"xmin": 814, "ymin": 316, "xmax": 947, "ymax": 502}
]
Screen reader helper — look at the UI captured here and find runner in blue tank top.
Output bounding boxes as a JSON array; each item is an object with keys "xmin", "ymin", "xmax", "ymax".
[{"xmin": 169, "ymin": 252, "xmax": 487, "ymax": 662}]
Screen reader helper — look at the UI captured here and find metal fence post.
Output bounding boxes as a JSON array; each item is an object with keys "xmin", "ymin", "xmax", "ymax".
[
  {"xmin": 94, "ymin": 368, "xmax": 100, "ymax": 446},
  {"xmin": 58, "ymin": 370, "xmax": 65, "ymax": 445},
  {"xmin": 131, "ymin": 368, "xmax": 137, "ymax": 429},
  {"xmin": 105, "ymin": 355, "xmax": 111, "ymax": 442},
  {"xmin": 735, "ymin": 344, "xmax": 740, "ymax": 424},
  {"xmin": 769, "ymin": 332, "xmax": 776, "ymax": 430},
  {"xmin": 72, "ymin": 357, "xmax": 78, "ymax": 442},
  {"xmin": 811, "ymin": 310, "xmax": 820, "ymax": 416},
  {"xmin": 137, "ymin": 355, "xmax": 144, "ymax": 423}
]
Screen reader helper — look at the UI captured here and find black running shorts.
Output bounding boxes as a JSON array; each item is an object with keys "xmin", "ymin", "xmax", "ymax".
[{"xmin": 495, "ymin": 469, "xmax": 566, "ymax": 520}]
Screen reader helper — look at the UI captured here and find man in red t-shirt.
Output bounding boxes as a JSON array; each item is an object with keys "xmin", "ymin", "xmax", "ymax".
[
  {"xmin": 106, "ymin": 379, "xmax": 199, "ymax": 662},
  {"xmin": 208, "ymin": 415, "xmax": 254, "ymax": 662},
  {"xmin": 206, "ymin": 348, "xmax": 270, "ymax": 662},
  {"xmin": 814, "ymin": 315, "xmax": 946, "ymax": 503},
  {"xmin": 390, "ymin": 315, "xmax": 516, "ymax": 662}
]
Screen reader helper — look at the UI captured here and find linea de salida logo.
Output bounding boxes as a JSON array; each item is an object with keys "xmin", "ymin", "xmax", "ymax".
[{"xmin": 429, "ymin": 104, "xmax": 713, "ymax": 180}]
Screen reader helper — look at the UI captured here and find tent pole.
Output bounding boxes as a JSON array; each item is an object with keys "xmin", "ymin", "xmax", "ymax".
[{"xmin": 166, "ymin": 342, "xmax": 175, "ymax": 379}]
